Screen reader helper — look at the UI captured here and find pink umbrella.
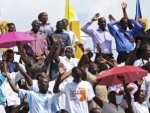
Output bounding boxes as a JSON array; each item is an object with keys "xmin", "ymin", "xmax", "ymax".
[{"xmin": 0, "ymin": 32, "xmax": 36, "ymax": 48}]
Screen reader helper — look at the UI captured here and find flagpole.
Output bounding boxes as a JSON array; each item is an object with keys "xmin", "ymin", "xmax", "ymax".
[{"xmin": 68, "ymin": 0, "xmax": 70, "ymax": 29}]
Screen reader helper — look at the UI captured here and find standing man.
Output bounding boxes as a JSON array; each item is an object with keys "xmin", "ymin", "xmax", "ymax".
[
  {"xmin": 81, "ymin": 13, "xmax": 113, "ymax": 61},
  {"xmin": 62, "ymin": 19, "xmax": 78, "ymax": 48},
  {"xmin": 47, "ymin": 20, "xmax": 71, "ymax": 55},
  {"xmin": 24, "ymin": 20, "xmax": 48, "ymax": 57},
  {"xmin": 53, "ymin": 67, "xmax": 96, "ymax": 113},
  {"xmin": 38, "ymin": 12, "xmax": 54, "ymax": 36},
  {"xmin": 107, "ymin": 17, "xmax": 142, "ymax": 64},
  {"xmin": 46, "ymin": 21, "xmax": 71, "ymax": 80},
  {"xmin": 3, "ymin": 72, "xmax": 54, "ymax": 113}
]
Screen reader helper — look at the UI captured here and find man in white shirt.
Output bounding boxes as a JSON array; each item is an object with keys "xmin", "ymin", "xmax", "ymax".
[
  {"xmin": 134, "ymin": 44, "xmax": 150, "ymax": 100},
  {"xmin": 54, "ymin": 45, "xmax": 80, "ymax": 82},
  {"xmin": 62, "ymin": 19, "xmax": 78, "ymax": 46},
  {"xmin": 81, "ymin": 13, "xmax": 113, "ymax": 61},
  {"xmin": 53, "ymin": 67, "xmax": 96, "ymax": 113}
]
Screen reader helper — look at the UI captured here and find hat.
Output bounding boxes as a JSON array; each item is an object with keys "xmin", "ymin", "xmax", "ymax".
[{"xmin": 64, "ymin": 46, "xmax": 75, "ymax": 53}]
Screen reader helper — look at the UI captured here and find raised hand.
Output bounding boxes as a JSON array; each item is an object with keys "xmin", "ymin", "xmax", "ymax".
[
  {"xmin": 53, "ymin": 34, "xmax": 60, "ymax": 43},
  {"xmin": 60, "ymin": 39, "xmax": 65, "ymax": 46},
  {"xmin": 74, "ymin": 44, "xmax": 77, "ymax": 51},
  {"xmin": 135, "ymin": 40, "xmax": 141, "ymax": 49},
  {"xmin": 117, "ymin": 75, "xmax": 125, "ymax": 82},
  {"xmin": 2, "ymin": 72, "xmax": 10, "ymax": 78},
  {"xmin": 108, "ymin": 14, "xmax": 116, "ymax": 21},
  {"xmin": 22, "ymin": 93, "xmax": 27, "ymax": 104},
  {"xmin": 77, "ymin": 43, "xmax": 84, "ymax": 49},
  {"xmin": 83, "ymin": 48, "xmax": 91, "ymax": 55},
  {"xmin": 136, "ymin": 78, "xmax": 143, "ymax": 86},
  {"xmin": 58, "ymin": 63, "xmax": 65, "ymax": 75},
  {"xmin": 91, "ymin": 13, "xmax": 100, "ymax": 21},
  {"xmin": 121, "ymin": 2, "xmax": 127, "ymax": 10},
  {"xmin": 96, "ymin": 43, "xmax": 101, "ymax": 53},
  {"xmin": 2, "ymin": 52, "xmax": 7, "ymax": 61},
  {"xmin": 96, "ymin": 56, "xmax": 107, "ymax": 63}
]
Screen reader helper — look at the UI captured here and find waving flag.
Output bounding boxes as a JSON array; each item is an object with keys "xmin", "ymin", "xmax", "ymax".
[
  {"xmin": 135, "ymin": 0, "xmax": 142, "ymax": 21},
  {"xmin": 65, "ymin": 0, "xmax": 78, "ymax": 26}
]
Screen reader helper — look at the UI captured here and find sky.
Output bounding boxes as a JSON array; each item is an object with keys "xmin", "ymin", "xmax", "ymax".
[{"xmin": 0, "ymin": 0, "xmax": 149, "ymax": 59}]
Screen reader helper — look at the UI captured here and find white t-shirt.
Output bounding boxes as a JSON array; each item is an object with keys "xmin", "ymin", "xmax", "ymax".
[
  {"xmin": 18, "ymin": 89, "xmax": 53, "ymax": 113},
  {"xmin": 141, "ymin": 73, "xmax": 150, "ymax": 100},
  {"xmin": 1, "ymin": 71, "xmax": 23, "ymax": 106},
  {"xmin": 59, "ymin": 56, "xmax": 79, "ymax": 82},
  {"xmin": 134, "ymin": 58, "xmax": 150, "ymax": 99},
  {"xmin": 134, "ymin": 58, "xmax": 148, "ymax": 67},
  {"xmin": 132, "ymin": 100, "xmax": 150, "ymax": 113},
  {"xmin": 60, "ymin": 81, "xmax": 95, "ymax": 113}
]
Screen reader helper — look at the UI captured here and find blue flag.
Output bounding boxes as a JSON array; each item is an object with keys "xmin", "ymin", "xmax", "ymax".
[{"xmin": 135, "ymin": 0, "xmax": 142, "ymax": 21}]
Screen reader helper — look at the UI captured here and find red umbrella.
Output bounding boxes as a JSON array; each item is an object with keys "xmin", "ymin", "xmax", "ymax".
[
  {"xmin": 96, "ymin": 66, "xmax": 147, "ymax": 86},
  {"xmin": 0, "ymin": 31, "xmax": 36, "ymax": 48}
]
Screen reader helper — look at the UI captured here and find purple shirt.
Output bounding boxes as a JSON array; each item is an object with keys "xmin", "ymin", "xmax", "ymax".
[
  {"xmin": 24, "ymin": 31, "xmax": 48, "ymax": 56},
  {"xmin": 81, "ymin": 21, "xmax": 113, "ymax": 54}
]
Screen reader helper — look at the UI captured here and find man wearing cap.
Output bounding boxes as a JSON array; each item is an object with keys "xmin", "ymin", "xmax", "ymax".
[
  {"xmin": 54, "ymin": 45, "xmax": 79, "ymax": 82},
  {"xmin": 53, "ymin": 44, "xmax": 80, "ymax": 110}
]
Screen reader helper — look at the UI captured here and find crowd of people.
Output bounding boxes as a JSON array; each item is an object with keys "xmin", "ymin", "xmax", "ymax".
[{"xmin": 0, "ymin": 2, "xmax": 150, "ymax": 113}]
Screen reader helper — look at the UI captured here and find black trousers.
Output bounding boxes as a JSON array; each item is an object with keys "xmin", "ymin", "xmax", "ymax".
[
  {"xmin": 95, "ymin": 53, "xmax": 114, "ymax": 62},
  {"xmin": 117, "ymin": 51, "xmax": 136, "ymax": 65},
  {"xmin": 5, "ymin": 105, "xmax": 14, "ymax": 113}
]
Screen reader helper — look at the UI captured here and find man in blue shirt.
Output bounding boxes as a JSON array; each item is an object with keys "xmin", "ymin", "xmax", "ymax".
[
  {"xmin": 3, "ymin": 72, "xmax": 54, "ymax": 113},
  {"xmin": 107, "ymin": 17, "xmax": 142, "ymax": 64},
  {"xmin": 46, "ymin": 20, "xmax": 71, "ymax": 80}
]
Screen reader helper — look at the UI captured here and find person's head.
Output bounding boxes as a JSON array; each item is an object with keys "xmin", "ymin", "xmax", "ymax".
[
  {"xmin": 90, "ymin": 108, "xmax": 101, "ymax": 113},
  {"xmin": 98, "ymin": 17, "xmax": 106, "ymax": 30},
  {"xmin": 6, "ymin": 49, "xmax": 14, "ymax": 61},
  {"xmin": 33, "ymin": 52, "xmax": 41, "ymax": 61},
  {"xmin": 62, "ymin": 19, "xmax": 68, "ymax": 29},
  {"xmin": 31, "ymin": 20, "xmax": 40, "ymax": 32},
  {"xmin": 36, "ymin": 72, "xmax": 48, "ymax": 80},
  {"xmin": 72, "ymin": 67, "xmax": 82, "ymax": 83},
  {"xmin": 88, "ymin": 62, "xmax": 99, "ymax": 74},
  {"xmin": 119, "ymin": 17, "xmax": 128, "ymax": 30},
  {"xmin": 108, "ymin": 90, "xmax": 124, "ymax": 105},
  {"xmin": 139, "ymin": 20, "xmax": 146, "ymax": 31},
  {"xmin": 7, "ymin": 23, "xmax": 16, "ymax": 32},
  {"xmin": 38, "ymin": 12, "xmax": 48, "ymax": 23},
  {"xmin": 141, "ymin": 44, "xmax": 150, "ymax": 60},
  {"xmin": 56, "ymin": 109, "xmax": 69, "ymax": 113},
  {"xmin": 87, "ymin": 51, "xmax": 93, "ymax": 60},
  {"xmin": 64, "ymin": 46, "xmax": 74, "ymax": 59},
  {"xmin": 56, "ymin": 20, "xmax": 63, "ymax": 32},
  {"xmin": 38, "ymin": 73, "xmax": 49, "ymax": 93},
  {"xmin": 134, "ymin": 90, "xmax": 146, "ymax": 104}
]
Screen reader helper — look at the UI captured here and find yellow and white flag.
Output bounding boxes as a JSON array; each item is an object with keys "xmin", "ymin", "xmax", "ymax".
[{"xmin": 65, "ymin": 0, "xmax": 78, "ymax": 25}]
